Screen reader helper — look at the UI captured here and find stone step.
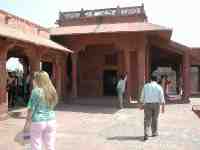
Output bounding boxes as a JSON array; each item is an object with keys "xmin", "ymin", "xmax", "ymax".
[
  {"xmin": 192, "ymin": 105, "xmax": 200, "ymax": 111},
  {"xmin": 70, "ymin": 97, "xmax": 139, "ymax": 108},
  {"xmin": 8, "ymin": 107, "xmax": 27, "ymax": 119}
]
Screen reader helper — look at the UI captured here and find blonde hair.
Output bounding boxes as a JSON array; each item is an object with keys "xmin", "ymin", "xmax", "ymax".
[{"xmin": 33, "ymin": 71, "xmax": 58, "ymax": 108}]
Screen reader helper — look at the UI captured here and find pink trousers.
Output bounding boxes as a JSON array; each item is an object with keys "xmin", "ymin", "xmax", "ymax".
[{"xmin": 31, "ymin": 120, "xmax": 56, "ymax": 150}]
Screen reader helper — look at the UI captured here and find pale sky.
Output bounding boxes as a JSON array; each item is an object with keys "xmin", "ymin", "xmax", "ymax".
[
  {"xmin": 6, "ymin": 57, "xmax": 23, "ymax": 71},
  {"xmin": 1, "ymin": 0, "xmax": 200, "ymax": 48}
]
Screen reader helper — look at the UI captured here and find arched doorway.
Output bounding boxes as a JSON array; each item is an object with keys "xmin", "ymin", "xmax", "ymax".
[{"xmin": 6, "ymin": 47, "xmax": 31, "ymax": 108}]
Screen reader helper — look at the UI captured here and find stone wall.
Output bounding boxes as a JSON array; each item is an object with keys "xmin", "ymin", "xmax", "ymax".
[
  {"xmin": 77, "ymin": 45, "xmax": 139, "ymax": 98},
  {"xmin": 78, "ymin": 45, "xmax": 113, "ymax": 96},
  {"xmin": 0, "ymin": 10, "xmax": 49, "ymax": 38}
]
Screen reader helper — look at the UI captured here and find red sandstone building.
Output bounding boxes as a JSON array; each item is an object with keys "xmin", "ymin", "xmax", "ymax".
[
  {"xmin": 0, "ymin": 5, "xmax": 200, "ymax": 118},
  {"xmin": 0, "ymin": 10, "xmax": 72, "ymax": 119}
]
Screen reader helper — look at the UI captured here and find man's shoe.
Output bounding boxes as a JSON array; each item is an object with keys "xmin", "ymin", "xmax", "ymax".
[
  {"xmin": 119, "ymin": 105, "xmax": 124, "ymax": 109},
  {"xmin": 143, "ymin": 136, "xmax": 148, "ymax": 141},
  {"xmin": 152, "ymin": 133, "xmax": 159, "ymax": 137}
]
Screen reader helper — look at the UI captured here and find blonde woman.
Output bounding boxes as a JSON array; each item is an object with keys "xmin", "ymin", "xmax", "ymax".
[{"xmin": 24, "ymin": 71, "xmax": 58, "ymax": 150}]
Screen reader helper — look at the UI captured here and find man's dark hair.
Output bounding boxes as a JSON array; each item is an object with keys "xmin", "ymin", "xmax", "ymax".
[
  {"xmin": 164, "ymin": 74, "xmax": 168, "ymax": 79},
  {"xmin": 150, "ymin": 75, "xmax": 157, "ymax": 81},
  {"xmin": 119, "ymin": 74, "xmax": 125, "ymax": 79}
]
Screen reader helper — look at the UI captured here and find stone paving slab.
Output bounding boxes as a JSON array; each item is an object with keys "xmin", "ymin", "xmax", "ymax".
[{"xmin": 0, "ymin": 102, "xmax": 200, "ymax": 150}]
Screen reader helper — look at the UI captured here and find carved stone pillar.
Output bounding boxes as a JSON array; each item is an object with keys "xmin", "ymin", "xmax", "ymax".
[
  {"xmin": 72, "ymin": 53, "xmax": 78, "ymax": 98},
  {"xmin": 198, "ymin": 66, "xmax": 200, "ymax": 92},
  {"xmin": 62, "ymin": 55, "xmax": 68, "ymax": 100},
  {"xmin": 137, "ymin": 34, "xmax": 147, "ymax": 99},
  {"xmin": 0, "ymin": 43, "xmax": 10, "ymax": 120},
  {"xmin": 124, "ymin": 50, "xmax": 131, "ymax": 100},
  {"xmin": 28, "ymin": 48, "xmax": 41, "ymax": 74},
  {"xmin": 182, "ymin": 52, "xmax": 190, "ymax": 100},
  {"xmin": 55, "ymin": 55, "xmax": 63, "ymax": 100},
  {"xmin": 0, "ymin": 56, "xmax": 7, "ymax": 103}
]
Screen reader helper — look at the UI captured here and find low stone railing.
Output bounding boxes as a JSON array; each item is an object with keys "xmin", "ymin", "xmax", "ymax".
[{"xmin": 59, "ymin": 5, "xmax": 145, "ymax": 21}]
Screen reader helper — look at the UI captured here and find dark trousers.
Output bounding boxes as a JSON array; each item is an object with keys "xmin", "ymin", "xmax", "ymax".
[
  {"xmin": 144, "ymin": 103, "xmax": 160, "ymax": 136},
  {"xmin": 8, "ymin": 88, "xmax": 16, "ymax": 107},
  {"xmin": 117, "ymin": 91, "xmax": 124, "ymax": 108}
]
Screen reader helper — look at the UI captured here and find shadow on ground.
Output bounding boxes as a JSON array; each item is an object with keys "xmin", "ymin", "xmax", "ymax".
[
  {"xmin": 9, "ymin": 114, "xmax": 26, "ymax": 119},
  {"xmin": 8, "ymin": 106, "xmax": 27, "ymax": 119},
  {"xmin": 107, "ymin": 136, "xmax": 144, "ymax": 142},
  {"xmin": 165, "ymin": 99, "xmax": 190, "ymax": 105},
  {"xmin": 55, "ymin": 103, "xmax": 119, "ymax": 114},
  {"xmin": 55, "ymin": 97, "xmax": 191, "ymax": 114},
  {"xmin": 192, "ymin": 105, "xmax": 200, "ymax": 119}
]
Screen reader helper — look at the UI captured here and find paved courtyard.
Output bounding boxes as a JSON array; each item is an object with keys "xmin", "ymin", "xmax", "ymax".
[{"xmin": 1, "ymin": 99, "xmax": 200, "ymax": 150}]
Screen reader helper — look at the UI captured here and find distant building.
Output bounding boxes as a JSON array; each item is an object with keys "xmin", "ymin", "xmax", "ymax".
[
  {"xmin": 0, "ymin": 5, "xmax": 200, "ymax": 119},
  {"xmin": 50, "ymin": 5, "xmax": 199, "ymax": 102}
]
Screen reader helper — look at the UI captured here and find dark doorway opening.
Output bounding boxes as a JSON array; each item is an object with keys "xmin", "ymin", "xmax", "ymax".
[
  {"xmin": 42, "ymin": 62, "xmax": 53, "ymax": 78},
  {"xmin": 103, "ymin": 70, "xmax": 117, "ymax": 96},
  {"xmin": 150, "ymin": 46, "xmax": 182, "ymax": 95}
]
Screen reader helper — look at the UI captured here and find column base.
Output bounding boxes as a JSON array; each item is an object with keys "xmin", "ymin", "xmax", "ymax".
[
  {"xmin": 0, "ymin": 113, "xmax": 8, "ymax": 121},
  {"xmin": 0, "ymin": 103, "xmax": 8, "ymax": 121}
]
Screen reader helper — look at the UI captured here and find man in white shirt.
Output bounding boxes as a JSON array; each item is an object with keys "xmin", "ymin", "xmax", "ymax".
[
  {"xmin": 116, "ymin": 74, "xmax": 127, "ymax": 109},
  {"xmin": 140, "ymin": 75, "xmax": 165, "ymax": 141}
]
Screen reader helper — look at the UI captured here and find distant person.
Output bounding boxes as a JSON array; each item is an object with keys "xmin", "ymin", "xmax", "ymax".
[
  {"xmin": 177, "ymin": 77, "xmax": 183, "ymax": 97},
  {"xmin": 159, "ymin": 75, "xmax": 164, "ymax": 88},
  {"xmin": 24, "ymin": 71, "xmax": 58, "ymax": 150},
  {"xmin": 23, "ymin": 72, "xmax": 31, "ymax": 105},
  {"xmin": 140, "ymin": 75, "xmax": 165, "ymax": 141},
  {"xmin": 7, "ymin": 72, "xmax": 17, "ymax": 107},
  {"xmin": 164, "ymin": 75, "xmax": 171, "ymax": 97},
  {"xmin": 116, "ymin": 74, "xmax": 127, "ymax": 109},
  {"xmin": 160, "ymin": 75, "xmax": 171, "ymax": 98}
]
